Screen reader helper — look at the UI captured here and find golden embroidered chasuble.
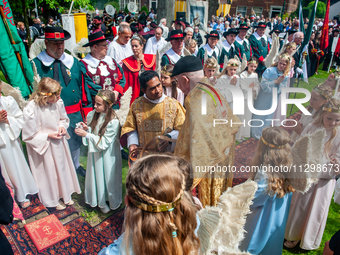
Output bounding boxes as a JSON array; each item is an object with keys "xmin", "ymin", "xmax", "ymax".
[
  {"xmin": 174, "ymin": 77, "xmax": 241, "ymax": 207},
  {"xmin": 121, "ymin": 96, "xmax": 186, "ymax": 148}
]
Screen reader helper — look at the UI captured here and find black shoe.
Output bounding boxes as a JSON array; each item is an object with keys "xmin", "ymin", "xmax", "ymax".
[
  {"xmin": 76, "ymin": 166, "xmax": 86, "ymax": 177},
  {"xmin": 121, "ymin": 149, "xmax": 129, "ymax": 160}
]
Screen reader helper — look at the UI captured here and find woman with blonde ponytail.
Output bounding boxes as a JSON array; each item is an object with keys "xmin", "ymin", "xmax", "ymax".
[
  {"xmin": 98, "ymin": 154, "xmax": 200, "ymax": 255},
  {"xmin": 285, "ymin": 99, "xmax": 340, "ymax": 250}
]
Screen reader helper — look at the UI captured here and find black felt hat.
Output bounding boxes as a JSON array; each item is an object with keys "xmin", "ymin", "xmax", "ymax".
[
  {"xmin": 287, "ymin": 29, "xmax": 298, "ymax": 35},
  {"xmin": 269, "ymin": 28, "xmax": 281, "ymax": 35},
  {"xmin": 223, "ymin": 28, "xmax": 239, "ymax": 37},
  {"xmin": 166, "ymin": 29, "xmax": 187, "ymax": 41},
  {"xmin": 171, "ymin": 55, "xmax": 203, "ymax": 77},
  {"xmin": 254, "ymin": 22, "xmax": 267, "ymax": 28},
  {"xmin": 83, "ymin": 31, "xmax": 113, "ymax": 47},
  {"xmin": 204, "ymin": 30, "xmax": 220, "ymax": 39},
  {"xmin": 39, "ymin": 26, "xmax": 71, "ymax": 41},
  {"xmin": 238, "ymin": 22, "xmax": 250, "ymax": 30}
]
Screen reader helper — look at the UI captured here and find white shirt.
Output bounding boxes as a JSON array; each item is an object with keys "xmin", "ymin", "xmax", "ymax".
[
  {"xmin": 37, "ymin": 50, "xmax": 74, "ymax": 69},
  {"xmin": 159, "ymin": 23, "xmax": 169, "ymax": 39},
  {"xmin": 144, "ymin": 36, "xmax": 167, "ymax": 55},
  {"xmin": 202, "ymin": 43, "xmax": 219, "ymax": 57},
  {"xmin": 222, "ymin": 40, "xmax": 235, "ymax": 53},
  {"xmin": 253, "ymin": 31, "xmax": 267, "ymax": 41},
  {"xmin": 236, "ymin": 35, "xmax": 250, "ymax": 47},
  {"xmin": 95, "ymin": 9, "xmax": 99, "ymax": 15},
  {"xmin": 107, "ymin": 40, "xmax": 133, "ymax": 66},
  {"xmin": 164, "ymin": 48, "xmax": 184, "ymax": 65}
]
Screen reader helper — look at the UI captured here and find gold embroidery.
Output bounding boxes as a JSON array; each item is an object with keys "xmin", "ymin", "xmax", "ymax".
[{"xmin": 143, "ymin": 119, "xmax": 163, "ymax": 132}]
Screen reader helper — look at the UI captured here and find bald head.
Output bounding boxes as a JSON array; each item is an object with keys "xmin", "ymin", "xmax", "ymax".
[{"xmin": 176, "ymin": 70, "xmax": 204, "ymax": 95}]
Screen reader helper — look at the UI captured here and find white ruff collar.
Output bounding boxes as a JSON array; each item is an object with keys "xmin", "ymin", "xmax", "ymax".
[
  {"xmin": 37, "ymin": 50, "xmax": 74, "ymax": 69},
  {"xmin": 144, "ymin": 93, "xmax": 166, "ymax": 104},
  {"xmin": 253, "ymin": 32, "xmax": 267, "ymax": 41},
  {"xmin": 236, "ymin": 35, "xmax": 244, "ymax": 44},
  {"xmin": 222, "ymin": 40, "xmax": 234, "ymax": 52},
  {"xmin": 82, "ymin": 54, "xmax": 114, "ymax": 68},
  {"xmin": 204, "ymin": 43, "xmax": 219, "ymax": 56},
  {"xmin": 165, "ymin": 48, "xmax": 184, "ymax": 64}
]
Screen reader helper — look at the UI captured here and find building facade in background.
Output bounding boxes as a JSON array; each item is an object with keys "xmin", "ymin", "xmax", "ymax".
[
  {"xmin": 118, "ymin": 0, "xmax": 299, "ymax": 18},
  {"xmin": 229, "ymin": 0, "xmax": 297, "ymax": 17}
]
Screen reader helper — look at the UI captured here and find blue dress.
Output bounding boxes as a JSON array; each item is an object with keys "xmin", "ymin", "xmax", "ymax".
[
  {"xmin": 239, "ymin": 171, "xmax": 292, "ymax": 255},
  {"xmin": 98, "ymin": 217, "xmax": 200, "ymax": 255},
  {"xmin": 251, "ymin": 67, "xmax": 289, "ymax": 139}
]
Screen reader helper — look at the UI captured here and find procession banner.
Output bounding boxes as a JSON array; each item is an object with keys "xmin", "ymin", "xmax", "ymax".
[
  {"xmin": 300, "ymin": 0, "xmax": 318, "ymax": 82},
  {"xmin": 187, "ymin": 0, "xmax": 209, "ymax": 31},
  {"xmin": 320, "ymin": 0, "xmax": 330, "ymax": 50},
  {"xmin": 0, "ymin": 0, "xmax": 33, "ymax": 97}
]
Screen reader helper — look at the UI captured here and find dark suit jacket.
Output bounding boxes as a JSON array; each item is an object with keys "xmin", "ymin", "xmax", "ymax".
[{"xmin": 0, "ymin": 170, "xmax": 13, "ymax": 225}]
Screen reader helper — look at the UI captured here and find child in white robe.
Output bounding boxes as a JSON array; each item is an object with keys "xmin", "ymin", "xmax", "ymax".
[
  {"xmin": 284, "ymin": 98, "xmax": 340, "ymax": 250},
  {"xmin": 22, "ymin": 77, "xmax": 81, "ymax": 210},
  {"xmin": 0, "ymin": 82, "xmax": 38, "ymax": 208},
  {"xmin": 215, "ymin": 58, "xmax": 241, "ymax": 112},
  {"xmin": 160, "ymin": 65, "xmax": 185, "ymax": 105},
  {"xmin": 290, "ymin": 84, "xmax": 333, "ymax": 141},
  {"xmin": 75, "ymin": 90, "xmax": 122, "ymax": 214},
  {"xmin": 238, "ymin": 57, "xmax": 260, "ymax": 141}
]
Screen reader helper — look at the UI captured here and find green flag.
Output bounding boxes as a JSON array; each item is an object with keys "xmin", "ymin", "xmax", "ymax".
[
  {"xmin": 298, "ymin": 0, "xmax": 305, "ymax": 34},
  {"xmin": 0, "ymin": 0, "xmax": 33, "ymax": 97},
  {"xmin": 298, "ymin": 0, "xmax": 318, "ymax": 81},
  {"xmin": 301, "ymin": 0, "xmax": 318, "ymax": 51}
]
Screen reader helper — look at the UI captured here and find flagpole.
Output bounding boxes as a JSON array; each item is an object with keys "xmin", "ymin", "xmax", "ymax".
[
  {"xmin": 0, "ymin": 6, "xmax": 31, "ymax": 89},
  {"xmin": 328, "ymin": 53, "xmax": 334, "ymax": 73},
  {"xmin": 281, "ymin": 0, "xmax": 286, "ymax": 20},
  {"xmin": 34, "ymin": 0, "xmax": 38, "ymax": 18},
  {"xmin": 290, "ymin": 77, "xmax": 300, "ymax": 116}
]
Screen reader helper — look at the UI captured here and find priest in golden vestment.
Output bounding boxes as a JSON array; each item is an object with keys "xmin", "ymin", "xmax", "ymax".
[
  {"xmin": 121, "ymin": 71, "xmax": 186, "ymax": 153},
  {"xmin": 173, "ymin": 56, "xmax": 241, "ymax": 207}
]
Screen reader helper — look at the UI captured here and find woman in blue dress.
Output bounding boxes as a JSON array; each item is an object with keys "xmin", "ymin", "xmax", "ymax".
[
  {"xmin": 239, "ymin": 127, "xmax": 295, "ymax": 255},
  {"xmin": 251, "ymin": 54, "xmax": 290, "ymax": 139},
  {"xmin": 98, "ymin": 154, "xmax": 200, "ymax": 255}
]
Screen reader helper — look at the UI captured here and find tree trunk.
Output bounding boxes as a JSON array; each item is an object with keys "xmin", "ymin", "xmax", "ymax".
[
  {"xmin": 22, "ymin": 0, "xmax": 32, "ymax": 48},
  {"xmin": 208, "ymin": 0, "xmax": 220, "ymax": 20},
  {"xmin": 157, "ymin": 0, "xmax": 175, "ymax": 28}
]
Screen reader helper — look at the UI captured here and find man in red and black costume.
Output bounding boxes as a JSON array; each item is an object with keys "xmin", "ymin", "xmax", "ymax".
[{"xmin": 81, "ymin": 31, "xmax": 126, "ymax": 110}]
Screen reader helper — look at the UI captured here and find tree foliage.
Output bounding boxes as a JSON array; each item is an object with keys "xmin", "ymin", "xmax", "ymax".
[
  {"xmin": 140, "ymin": 6, "xmax": 149, "ymax": 15},
  {"xmin": 10, "ymin": 0, "xmax": 93, "ymax": 19},
  {"xmin": 307, "ymin": 1, "xmax": 326, "ymax": 18}
]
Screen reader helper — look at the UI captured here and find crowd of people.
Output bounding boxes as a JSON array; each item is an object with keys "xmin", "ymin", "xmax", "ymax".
[{"xmin": 1, "ymin": 6, "xmax": 340, "ymax": 255}]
